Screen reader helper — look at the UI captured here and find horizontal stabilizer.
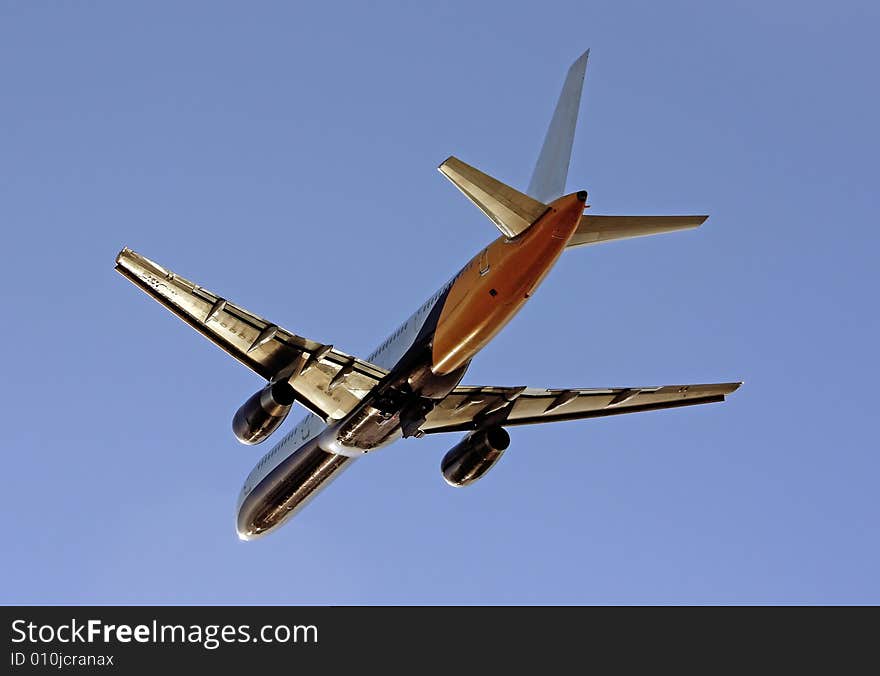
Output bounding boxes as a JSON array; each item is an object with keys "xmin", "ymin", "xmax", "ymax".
[
  {"xmin": 566, "ymin": 214, "xmax": 708, "ymax": 248},
  {"xmin": 439, "ymin": 156, "xmax": 548, "ymax": 238}
]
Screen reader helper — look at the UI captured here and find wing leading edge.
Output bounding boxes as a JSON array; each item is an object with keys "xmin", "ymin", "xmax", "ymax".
[
  {"xmin": 115, "ymin": 248, "xmax": 388, "ymax": 421},
  {"xmin": 421, "ymin": 382, "xmax": 741, "ymax": 434}
]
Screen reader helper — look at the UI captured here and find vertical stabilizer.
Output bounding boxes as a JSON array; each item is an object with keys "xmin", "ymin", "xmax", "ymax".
[{"xmin": 526, "ymin": 49, "xmax": 589, "ymax": 204}]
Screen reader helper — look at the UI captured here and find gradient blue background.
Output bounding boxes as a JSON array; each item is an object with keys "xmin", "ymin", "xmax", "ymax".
[{"xmin": 2, "ymin": 1, "xmax": 878, "ymax": 604}]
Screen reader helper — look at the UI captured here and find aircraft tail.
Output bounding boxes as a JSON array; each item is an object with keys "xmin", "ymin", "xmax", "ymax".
[{"xmin": 526, "ymin": 49, "xmax": 589, "ymax": 204}]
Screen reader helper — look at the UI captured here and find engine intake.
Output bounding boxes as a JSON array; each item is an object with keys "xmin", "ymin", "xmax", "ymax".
[
  {"xmin": 441, "ymin": 426, "xmax": 510, "ymax": 487},
  {"xmin": 232, "ymin": 381, "xmax": 297, "ymax": 445}
]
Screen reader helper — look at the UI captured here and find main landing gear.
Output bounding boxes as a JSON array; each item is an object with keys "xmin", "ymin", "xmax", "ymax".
[{"xmin": 373, "ymin": 386, "xmax": 435, "ymax": 439}]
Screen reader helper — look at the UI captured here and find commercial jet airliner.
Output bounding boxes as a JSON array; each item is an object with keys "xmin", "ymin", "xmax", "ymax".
[{"xmin": 116, "ymin": 50, "xmax": 740, "ymax": 540}]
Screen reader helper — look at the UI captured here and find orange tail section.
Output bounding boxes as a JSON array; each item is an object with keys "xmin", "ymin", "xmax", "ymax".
[{"xmin": 431, "ymin": 191, "xmax": 587, "ymax": 375}]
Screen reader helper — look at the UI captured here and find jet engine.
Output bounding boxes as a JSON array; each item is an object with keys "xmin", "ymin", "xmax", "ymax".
[
  {"xmin": 441, "ymin": 426, "xmax": 510, "ymax": 487},
  {"xmin": 232, "ymin": 381, "xmax": 297, "ymax": 445}
]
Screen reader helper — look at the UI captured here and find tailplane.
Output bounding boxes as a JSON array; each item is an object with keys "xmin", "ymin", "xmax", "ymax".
[
  {"xmin": 567, "ymin": 214, "xmax": 708, "ymax": 248},
  {"xmin": 438, "ymin": 156, "xmax": 548, "ymax": 238}
]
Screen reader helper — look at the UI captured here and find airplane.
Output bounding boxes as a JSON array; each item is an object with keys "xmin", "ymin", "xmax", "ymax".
[{"xmin": 115, "ymin": 49, "xmax": 741, "ymax": 540}]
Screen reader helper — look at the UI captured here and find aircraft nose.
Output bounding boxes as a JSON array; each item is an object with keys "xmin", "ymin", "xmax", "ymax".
[
  {"xmin": 236, "ymin": 516, "xmax": 264, "ymax": 541},
  {"xmin": 235, "ymin": 500, "xmax": 263, "ymax": 541},
  {"xmin": 236, "ymin": 513, "xmax": 252, "ymax": 541},
  {"xmin": 236, "ymin": 527, "xmax": 258, "ymax": 541}
]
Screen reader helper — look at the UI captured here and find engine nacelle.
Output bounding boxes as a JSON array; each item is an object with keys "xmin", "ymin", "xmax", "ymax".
[
  {"xmin": 441, "ymin": 426, "xmax": 510, "ymax": 487},
  {"xmin": 232, "ymin": 381, "xmax": 297, "ymax": 445}
]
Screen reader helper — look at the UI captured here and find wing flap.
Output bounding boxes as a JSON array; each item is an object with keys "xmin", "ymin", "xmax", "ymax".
[
  {"xmin": 422, "ymin": 382, "xmax": 741, "ymax": 433},
  {"xmin": 115, "ymin": 248, "xmax": 387, "ymax": 421}
]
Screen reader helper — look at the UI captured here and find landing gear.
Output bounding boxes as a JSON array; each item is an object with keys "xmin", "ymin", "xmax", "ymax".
[
  {"xmin": 374, "ymin": 388, "xmax": 408, "ymax": 416},
  {"xmin": 372, "ymin": 386, "xmax": 434, "ymax": 438},
  {"xmin": 400, "ymin": 398, "xmax": 434, "ymax": 439}
]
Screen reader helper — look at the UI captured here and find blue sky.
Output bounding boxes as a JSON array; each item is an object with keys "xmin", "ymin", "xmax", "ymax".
[{"xmin": 1, "ymin": 1, "xmax": 878, "ymax": 604}]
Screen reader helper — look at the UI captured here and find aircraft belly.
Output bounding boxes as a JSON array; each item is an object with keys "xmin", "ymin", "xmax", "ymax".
[
  {"xmin": 236, "ymin": 437, "xmax": 354, "ymax": 540},
  {"xmin": 319, "ymin": 354, "xmax": 468, "ymax": 455},
  {"xmin": 319, "ymin": 404, "xmax": 403, "ymax": 455},
  {"xmin": 431, "ymin": 193, "xmax": 584, "ymax": 375}
]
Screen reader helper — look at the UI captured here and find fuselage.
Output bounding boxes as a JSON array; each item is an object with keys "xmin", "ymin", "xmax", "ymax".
[{"xmin": 236, "ymin": 192, "xmax": 586, "ymax": 539}]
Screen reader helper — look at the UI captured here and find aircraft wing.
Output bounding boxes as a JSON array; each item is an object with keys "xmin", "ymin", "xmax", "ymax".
[
  {"xmin": 115, "ymin": 248, "xmax": 388, "ymax": 421},
  {"xmin": 421, "ymin": 382, "xmax": 741, "ymax": 433}
]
